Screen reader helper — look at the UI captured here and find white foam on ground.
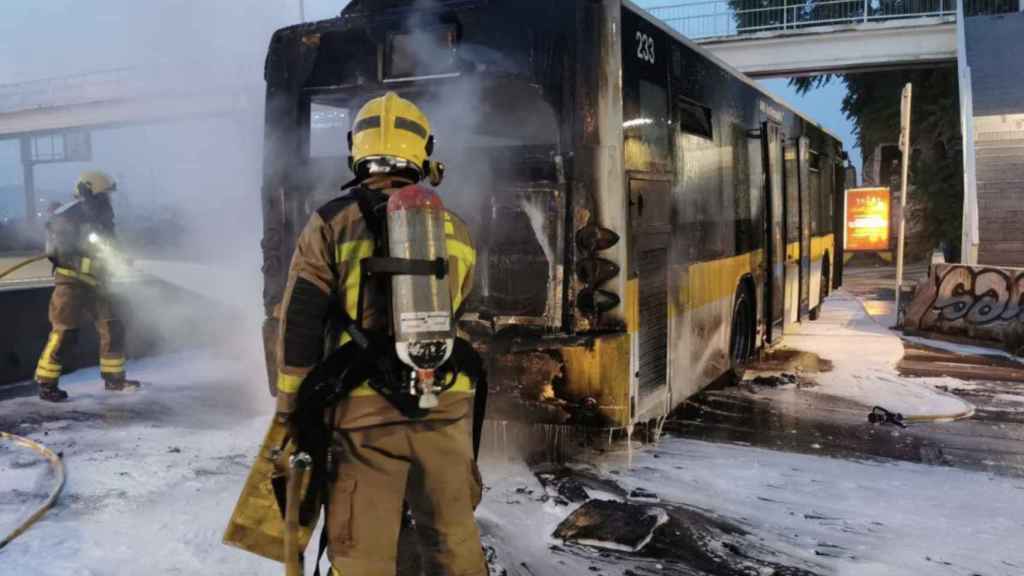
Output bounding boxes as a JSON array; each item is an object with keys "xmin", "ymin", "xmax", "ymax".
[
  {"xmin": 1, "ymin": 348, "xmax": 1020, "ymax": 575},
  {"xmin": 579, "ymin": 437, "xmax": 1024, "ymax": 576},
  {"xmin": 772, "ymin": 290, "xmax": 975, "ymax": 418}
]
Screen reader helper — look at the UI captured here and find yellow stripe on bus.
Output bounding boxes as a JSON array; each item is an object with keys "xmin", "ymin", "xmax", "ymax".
[
  {"xmin": 785, "ymin": 241, "xmax": 800, "ymax": 262},
  {"xmin": 810, "ymin": 233, "xmax": 834, "ymax": 261},
  {"xmin": 681, "ymin": 249, "xmax": 764, "ymax": 311}
]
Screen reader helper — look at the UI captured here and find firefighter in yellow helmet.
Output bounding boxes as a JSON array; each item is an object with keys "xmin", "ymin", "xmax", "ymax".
[
  {"xmin": 34, "ymin": 171, "xmax": 139, "ymax": 402},
  {"xmin": 275, "ymin": 92, "xmax": 485, "ymax": 574}
]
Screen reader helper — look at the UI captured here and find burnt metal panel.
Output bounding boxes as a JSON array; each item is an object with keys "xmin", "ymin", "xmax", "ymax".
[
  {"xmin": 799, "ymin": 136, "xmax": 812, "ymax": 314},
  {"xmin": 629, "ymin": 177, "xmax": 671, "ymax": 399},
  {"xmin": 764, "ymin": 122, "xmax": 785, "ymax": 343}
]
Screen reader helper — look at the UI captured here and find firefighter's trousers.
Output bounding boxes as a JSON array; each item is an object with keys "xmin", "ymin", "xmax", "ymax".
[
  {"xmin": 35, "ymin": 279, "xmax": 127, "ymax": 384},
  {"xmin": 328, "ymin": 416, "xmax": 487, "ymax": 576}
]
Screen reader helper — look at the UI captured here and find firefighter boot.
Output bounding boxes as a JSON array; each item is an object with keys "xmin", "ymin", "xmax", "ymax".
[
  {"xmin": 104, "ymin": 375, "xmax": 141, "ymax": 392},
  {"xmin": 37, "ymin": 380, "xmax": 69, "ymax": 402}
]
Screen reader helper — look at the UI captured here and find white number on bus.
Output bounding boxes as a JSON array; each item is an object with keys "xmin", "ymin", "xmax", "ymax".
[{"xmin": 636, "ymin": 31, "xmax": 655, "ymax": 64}]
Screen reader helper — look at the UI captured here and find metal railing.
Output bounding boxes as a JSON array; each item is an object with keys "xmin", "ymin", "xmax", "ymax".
[{"xmin": 647, "ymin": 0, "xmax": 1020, "ymax": 39}]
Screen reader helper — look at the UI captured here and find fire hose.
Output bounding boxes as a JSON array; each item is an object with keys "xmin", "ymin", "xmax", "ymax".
[
  {"xmin": 0, "ymin": 255, "xmax": 47, "ymax": 282},
  {"xmin": 0, "ymin": 431, "xmax": 66, "ymax": 550}
]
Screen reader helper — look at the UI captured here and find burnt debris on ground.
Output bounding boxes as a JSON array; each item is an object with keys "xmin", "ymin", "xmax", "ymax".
[{"xmin": 534, "ymin": 466, "xmax": 824, "ymax": 575}]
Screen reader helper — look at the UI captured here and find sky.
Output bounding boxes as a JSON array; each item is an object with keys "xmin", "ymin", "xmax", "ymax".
[{"xmin": 0, "ymin": 1, "xmax": 347, "ymax": 84}]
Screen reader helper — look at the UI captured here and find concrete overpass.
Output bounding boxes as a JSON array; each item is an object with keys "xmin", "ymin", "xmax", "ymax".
[
  {"xmin": 0, "ymin": 66, "xmax": 260, "ymax": 138},
  {"xmin": 646, "ymin": 0, "xmax": 1018, "ymax": 78},
  {"xmin": 697, "ymin": 17, "xmax": 957, "ymax": 77}
]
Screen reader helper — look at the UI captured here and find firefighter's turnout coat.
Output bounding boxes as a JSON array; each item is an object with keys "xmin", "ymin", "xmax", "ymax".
[
  {"xmin": 275, "ymin": 184, "xmax": 486, "ymax": 575},
  {"xmin": 35, "ymin": 194, "xmax": 128, "ymax": 384}
]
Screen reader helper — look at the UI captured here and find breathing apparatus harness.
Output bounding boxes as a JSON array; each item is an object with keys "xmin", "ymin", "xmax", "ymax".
[
  {"xmin": 44, "ymin": 188, "xmax": 116, "ymax": 285},
  {"xmin": 282, "ymin": 182, "xmax": 488, "ymax": 575}
]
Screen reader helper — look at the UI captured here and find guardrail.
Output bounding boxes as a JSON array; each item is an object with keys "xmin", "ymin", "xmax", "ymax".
[{"xmin": 647, "ymin": 0, "xmax": 1020, "ymax": 39}]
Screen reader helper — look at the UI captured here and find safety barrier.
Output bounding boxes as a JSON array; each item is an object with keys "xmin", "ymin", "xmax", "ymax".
[
  {"xmin": 903, "ymin": 263, "xmax": 1024, "ymax": 354},
  {"xmin": 647, "ymin": 0, "xmax": 1020, "ymax": 40},
  {"xmin": 0, "ymin": 275, "xmax": 244, "ymax": 387}
]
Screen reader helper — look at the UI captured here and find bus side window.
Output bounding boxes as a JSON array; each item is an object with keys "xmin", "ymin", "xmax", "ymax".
[
  {"xmin": 624, "ymin": 79, "xmax": 671, "ymax": 172},
  {"xmin": 675, "ymin": 97, "xmax": 712, "ymax": 140},
  {"xmin": 821, "ymin": 157, "xmax": 835, "ymax": 234},
  {"xmin": 622, "ymin": 9, "xmax": 670, "ymax": 173},
  {"xmin": 784, "ymin": 142, "xmax": 800, "ymax": 245}
]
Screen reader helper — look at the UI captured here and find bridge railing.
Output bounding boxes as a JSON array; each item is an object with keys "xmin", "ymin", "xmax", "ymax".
[{"xmin": 647, "ymin": 0, "xmax": 1020, "ymax": 39}]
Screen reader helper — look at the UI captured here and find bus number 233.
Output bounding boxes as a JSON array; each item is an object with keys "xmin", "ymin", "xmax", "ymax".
[{"xmin": 636, "ymin": 31, "xmax": 655, "ymax": 64}]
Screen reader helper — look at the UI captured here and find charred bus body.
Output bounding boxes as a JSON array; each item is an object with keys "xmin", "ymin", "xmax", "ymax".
[{"xmin": 259, "ymin": 0, "xmax": 845, "ymax": 430}]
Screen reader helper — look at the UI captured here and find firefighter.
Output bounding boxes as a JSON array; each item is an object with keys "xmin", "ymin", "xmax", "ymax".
[
  {"xmin": 34, "ymin": 171, "xmax": 139, "ymax": 402},
  {"xmin": 275, "ymin": 92, "xmax": 486, "ymax": 575}
]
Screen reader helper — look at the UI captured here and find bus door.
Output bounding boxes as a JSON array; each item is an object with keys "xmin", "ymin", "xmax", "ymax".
[
  {"xmin": 629, "ymin": 176, "xmax": 671, "ymax": 414},
  {"xmin": 783, "ymin": 138, "xmax": 801, "ymax": 329},
  {"xmin": 833, "ymin": 156, "xmax": 846, "ymax": 288},
  {"xmin": 762, "ymin": 122, "xmax": 785, "ymax": 343},
  {"xmin": 798, "ymin": 136, "xmax": 812, "ymax": 316}
]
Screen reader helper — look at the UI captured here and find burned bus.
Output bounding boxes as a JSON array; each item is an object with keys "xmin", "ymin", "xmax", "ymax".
[{"xmin": 258, "ymin": 0, "xmax": 845, "ymax": 430}]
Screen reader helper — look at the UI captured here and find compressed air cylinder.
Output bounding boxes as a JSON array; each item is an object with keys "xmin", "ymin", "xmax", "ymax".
[{"xmin": 387, "ymin": 185, "xmax": 455, "ymax": 373}]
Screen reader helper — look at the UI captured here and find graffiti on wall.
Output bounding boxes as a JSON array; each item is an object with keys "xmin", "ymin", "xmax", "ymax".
[{"xmin": 904, "ymin": 264, "xmax": 1024, "ymax": 349}]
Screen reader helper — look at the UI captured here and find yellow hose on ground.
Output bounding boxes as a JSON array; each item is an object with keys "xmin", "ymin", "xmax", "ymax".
[
  {"xmin": 0, "ymin": 255, "xmax": 47, "ymax": 281},
  {"xmin": 0, "ymin": 431, "xmax": 66, "ymax": 550}
]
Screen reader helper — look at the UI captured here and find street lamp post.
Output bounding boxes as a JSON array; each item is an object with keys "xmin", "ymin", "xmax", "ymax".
[{"xmin": 895, "ymin": 83, "xmax": 912, "ymax": 326}]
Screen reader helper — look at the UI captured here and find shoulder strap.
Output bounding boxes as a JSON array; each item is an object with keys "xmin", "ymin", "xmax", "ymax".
[{"xmin": 353, "ymin": 186, "xmax": 388, "ymax": 244}]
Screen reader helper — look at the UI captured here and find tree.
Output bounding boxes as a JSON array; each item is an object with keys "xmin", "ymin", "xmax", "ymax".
[{"xmin": 792, "ymin": 68, "xmax": 964, "ymax": 257}]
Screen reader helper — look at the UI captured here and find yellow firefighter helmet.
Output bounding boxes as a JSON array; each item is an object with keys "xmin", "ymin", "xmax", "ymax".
[
  {"xmin": 74, "ymin": 171, "xmax": 117, "ymax": 198},
  {"xmin": 348, "ymin": 92, "xmax": 443, "ymax": 185}
]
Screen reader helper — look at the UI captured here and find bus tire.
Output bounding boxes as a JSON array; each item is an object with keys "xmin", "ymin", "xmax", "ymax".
[{"xmin": 728, "ymin": 283, "xmax": 754, "ymax": 383}]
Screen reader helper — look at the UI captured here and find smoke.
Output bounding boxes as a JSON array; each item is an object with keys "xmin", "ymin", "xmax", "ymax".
[
  {"xmin": 4, "ymin": 2, "xmax": 319, "ymax": 401},
  {"xmin": 378, "ymin": 0, "xmax": 561, "ymax": 308}
]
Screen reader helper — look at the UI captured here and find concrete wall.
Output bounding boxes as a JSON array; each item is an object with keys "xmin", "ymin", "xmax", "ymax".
[
  {"xmin": 904, "ymin": 263, "xmax": 1024, "ymax": 353},
  {"xmin": 966, "ymin": 13, "xmax": 1024, "ymax": 267},
  {"xmin": 0, "ymin": 277, "xmax": 243, "ymax": 387}
]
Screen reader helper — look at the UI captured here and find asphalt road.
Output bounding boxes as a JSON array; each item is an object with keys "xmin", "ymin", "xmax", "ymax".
[{"xmin": 671, "ymin": 262, "xmax": 1024, "ymax": 478}]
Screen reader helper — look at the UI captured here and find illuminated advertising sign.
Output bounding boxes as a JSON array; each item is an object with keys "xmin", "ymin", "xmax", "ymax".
[{"xmin": 845, "ymin": 187, "xmax": 891, "ymax": 252}]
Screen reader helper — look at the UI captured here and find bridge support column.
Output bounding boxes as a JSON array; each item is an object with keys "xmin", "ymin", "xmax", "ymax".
[{"xmin": 19, "ymin": 136, "xmax": 35, "ymax": 225}]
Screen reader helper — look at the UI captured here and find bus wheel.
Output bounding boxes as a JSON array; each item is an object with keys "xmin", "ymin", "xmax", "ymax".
[
  {"xmin": 809, "ymin": 261, "xmax": 829, "ymax": 321},
  {"xmin": 729, "ymin": 285, "xmax": 754, "ymax": 382}
]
